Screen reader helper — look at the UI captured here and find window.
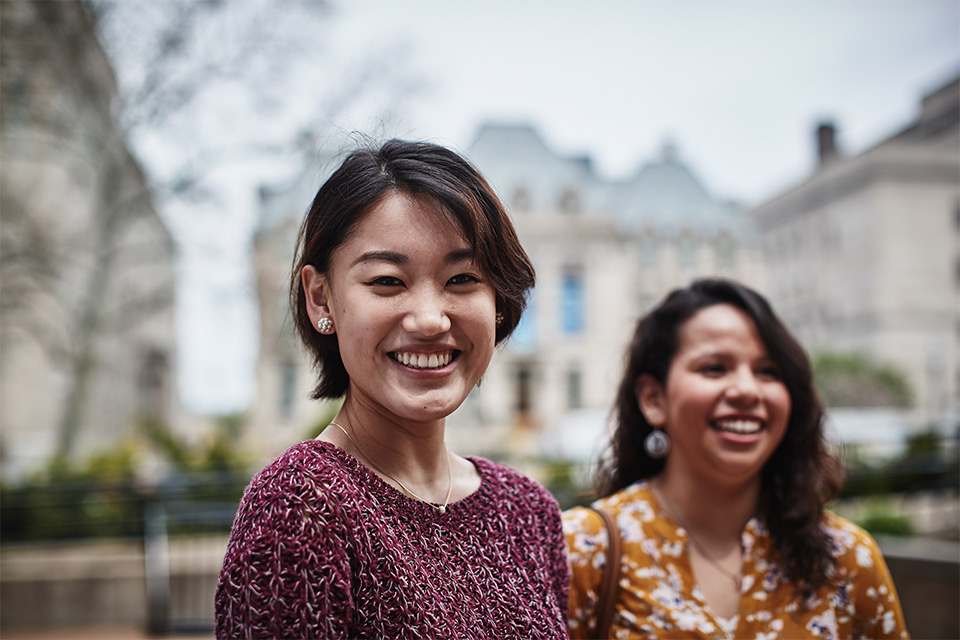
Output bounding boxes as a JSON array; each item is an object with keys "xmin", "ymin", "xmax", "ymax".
[
  {"xmin": 715, "ymin": 234, "xmax": 735, "ymax": 270},
  {"xmin": 512, "ymin": 187, "xmax": 531, "ymax": 212},
  {"xmin": 559, "ymin": 188, "xmax": 580, "ymax": 214},
  {"xmin": 280, "ymin": 361, "xmax": 296, "ymax": 420},
  {"xmin": 509, "ymin": 292, "xmax": 538, "ymax": 352},
  {"xmin": 638, "ymin": 233, "xmax": 658, "ymax": 267},
  {"xmin": 566, "ymin": 365, "xmax": 582, "ymax": 409},
  {"xmin": 137, "ymin": 348, "xmax": 168, "ymax": 418},
  {"xmin": 677, "ymin": 235, "xmax": 696, "ymax": 269},
  {"xmin": 560, "ymin": 266, "xmax": 585, "ymax": 334},
  {"xmin": 515, "ymin": 364, "xmax": 533, "ymax": 413}
]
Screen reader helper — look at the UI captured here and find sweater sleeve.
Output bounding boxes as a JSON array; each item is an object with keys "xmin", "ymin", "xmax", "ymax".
[
  {"xmin": 561, "ymin": 506, "xmax": 607, "ymax": 640},
  {"xmin": 215, "ymin": 463, "xmax": 354, "ymax": 639},
  {"xmin": 544, "ymin": 493, "xmax": 572, "ymax": 623}
]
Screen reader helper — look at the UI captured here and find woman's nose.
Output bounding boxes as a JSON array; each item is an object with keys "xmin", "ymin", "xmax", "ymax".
[
  {"xmin": 402, "ymin": 289, "xmax": 451, "ymax": 336},
  {"xmin": 725, "ymin": 368, "xmax": 761, "ymax": 404}
]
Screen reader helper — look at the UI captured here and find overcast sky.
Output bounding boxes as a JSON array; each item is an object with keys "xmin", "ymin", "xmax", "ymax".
[
  {"xmin": 164, "ymin": 0, "xmax": 959, "ymax": 415},
  {"xmin": 331, "ymin": 0, "xmax": 959, "ymax": 200}
]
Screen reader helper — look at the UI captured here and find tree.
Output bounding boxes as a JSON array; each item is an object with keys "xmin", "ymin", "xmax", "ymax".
[
  {"xmin": 1, "ymin": 0, "xmax": 173, "ymax": 467},
  {"xmin": 1, "ymin": 0, "xmax": 422, "ymax": 467},
  {"xmin": 812, "ymin": 351, "xmax": 913, "ymax": 408}
]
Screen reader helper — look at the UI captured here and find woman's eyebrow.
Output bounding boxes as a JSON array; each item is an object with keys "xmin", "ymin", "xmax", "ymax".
[
  {"xmin": 351, "ymin": 247, "xmax": 475, "ymax": 267},
  {"xmin": 445, "ymin": 248, "xmax": 475, "ymax": 264},
  {"xmin": 352, "ymin": 250, "xmax": 406, "ymax": 267}
]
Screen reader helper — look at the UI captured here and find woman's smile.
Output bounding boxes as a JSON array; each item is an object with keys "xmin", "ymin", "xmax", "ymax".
[
  {"xmin": 389, "ymin": 349, "xmax": 459, "ymax": 370},
  {"xmin": 711, "ymin": 416, "xmax": 763, "ymax": 435}
]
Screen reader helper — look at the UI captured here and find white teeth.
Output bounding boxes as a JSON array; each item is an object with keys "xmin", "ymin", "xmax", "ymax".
[
  {"xmin": 715, "ymin": 419, "xmax": 762, "ymax": 434},
  {"xmin": 394, "ymin": 351, "xmax": 452, "ymax": 370}
]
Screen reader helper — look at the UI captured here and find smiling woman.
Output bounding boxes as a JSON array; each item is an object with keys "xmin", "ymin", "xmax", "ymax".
[
  {"xmin": 563, "ymin": 279, "xmax": 910, "ymax": 639},
  {"xmin": 214, "ymin": 140, "xmax": 570, "ymax": 639}
]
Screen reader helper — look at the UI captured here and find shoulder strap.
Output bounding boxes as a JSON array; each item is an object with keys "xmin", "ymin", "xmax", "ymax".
[{"xmin": 588, "ymin": 506, "xmax": 622, "ymax": 639}]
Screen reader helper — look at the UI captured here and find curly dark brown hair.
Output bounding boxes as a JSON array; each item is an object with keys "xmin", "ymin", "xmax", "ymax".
[
  {"xmin": 290, "ymin": 139, "xmax": 535, "ymax": 399},
  {"xmin": 597, "ymin": 278, "xmax": 844, "ymax": 597}
]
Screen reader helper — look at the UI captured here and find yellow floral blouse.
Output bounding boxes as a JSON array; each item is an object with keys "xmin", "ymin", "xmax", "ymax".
[{"xmin": 563, "ymin": 482, "xmax": 909, "ymax": 639}]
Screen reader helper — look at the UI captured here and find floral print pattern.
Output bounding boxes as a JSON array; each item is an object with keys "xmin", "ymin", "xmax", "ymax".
[{"xmin": 563, "ymin": 482, "xmax": 909, "ymax": 639}]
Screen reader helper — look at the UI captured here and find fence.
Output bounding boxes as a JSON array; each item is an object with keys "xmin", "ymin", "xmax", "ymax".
[{"xmin": 0, "ymin": 471, "xmax": 244, "ymax": 635}]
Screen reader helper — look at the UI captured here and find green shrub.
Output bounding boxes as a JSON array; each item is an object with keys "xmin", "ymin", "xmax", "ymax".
[
  {"xmin": 813, "ymin": 351, "xmax": 913, "ymax": 408},
  {"xmin": 856, "ymin": 500, "xmax": 915, "ymax": 537},
  {"xmin": 1, "ymin": 415, "xmax": 253, "ymax": 541}
]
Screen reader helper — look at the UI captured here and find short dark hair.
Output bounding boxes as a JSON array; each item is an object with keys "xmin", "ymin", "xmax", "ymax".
[
  {"xmin": 290, "ymin": 139, "xmax": 535, "ymax": 399},
  {"xmin": 599, "ymin": 278, "xmax": 844, "ymax": 596}
]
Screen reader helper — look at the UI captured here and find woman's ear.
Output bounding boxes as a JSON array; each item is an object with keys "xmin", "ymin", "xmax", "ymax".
[
  {"xmin": 636, "ymin": 374, "xmax": 667, "ymax": 427},
  {"xmin": 301, "ymin": 265, "xmax": 332, "ymax": 329}
]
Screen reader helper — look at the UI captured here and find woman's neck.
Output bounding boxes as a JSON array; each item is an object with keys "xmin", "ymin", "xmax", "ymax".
[
  {"xmin": 325, "ymin": 397, "xmax": 448, "ymax": 477},
  {"xmin": 651, "ymin": 471, "xmax": 760, "ymax": 541},
  {"xmin": 315, "ymin": 390, "xmax": 477, "ymax": 507}
]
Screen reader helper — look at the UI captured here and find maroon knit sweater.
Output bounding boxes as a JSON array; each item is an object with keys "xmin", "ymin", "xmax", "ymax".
[{"xmin": 215, "ymin": 440, "xmax": 570, "ymax": 639}]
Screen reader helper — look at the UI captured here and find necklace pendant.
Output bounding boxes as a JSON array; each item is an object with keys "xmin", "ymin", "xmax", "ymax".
[{"xmin": 437, "ymin": 505, "xmax": 446, "ymax": 514}]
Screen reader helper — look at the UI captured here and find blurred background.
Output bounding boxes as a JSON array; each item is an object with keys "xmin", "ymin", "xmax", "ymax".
[{"xmin": 1, "ymin": 0, "xmax": 958, "ymax": 638}]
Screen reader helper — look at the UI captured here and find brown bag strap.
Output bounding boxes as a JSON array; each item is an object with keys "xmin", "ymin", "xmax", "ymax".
[{"xmin": 588, "ymin": 506, "xmax": 622, "ymax": 639}]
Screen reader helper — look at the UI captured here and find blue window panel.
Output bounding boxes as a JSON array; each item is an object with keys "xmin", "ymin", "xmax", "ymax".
[
  {"xmin": 561, "ymin": 273, "xmax": 584, "ymax": 334},
  {"xmin": 509, "ymin": 293, "xmax": 538, "ymax": 352}
]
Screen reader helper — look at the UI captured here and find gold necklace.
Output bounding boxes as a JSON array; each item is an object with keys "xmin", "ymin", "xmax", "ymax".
[
  {"xmin": 656, "ymin": 488, "xmax": 743, "ymax": 591},
  {"xmin": 331, "ymin": 422, "xmax": 453, "ymax": 514}
]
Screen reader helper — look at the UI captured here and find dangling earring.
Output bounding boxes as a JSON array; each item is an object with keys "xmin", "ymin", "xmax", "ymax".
[
  {"xmin": 643, "ymin": 428, "xmax": 671, "ymax": 459},
  {"xmin": 495, "ymin": 312, "xmax": 504, "ymax": 327},
  {"xmin": 317, "ymin": 317, "xmax": 334, "ymax": 334}
]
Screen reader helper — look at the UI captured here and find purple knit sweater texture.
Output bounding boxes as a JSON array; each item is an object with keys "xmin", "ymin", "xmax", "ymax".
[{"xmin": 215, "ymin": 440, "xmax": 570, "ymax": 639}]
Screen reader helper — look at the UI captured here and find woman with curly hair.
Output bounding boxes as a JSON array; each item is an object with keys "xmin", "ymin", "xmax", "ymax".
[{"xmin": 563, "ymin": 278, "xmax": 908, "ymax": 639}]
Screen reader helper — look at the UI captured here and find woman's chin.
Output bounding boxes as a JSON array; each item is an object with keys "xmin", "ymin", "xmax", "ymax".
[{"xmin": 384, "ymin": 388, "xmax": 472, "ymax": 424}]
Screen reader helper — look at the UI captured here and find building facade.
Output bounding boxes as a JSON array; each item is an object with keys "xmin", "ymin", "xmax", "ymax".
[
  {"xmin": 458, "ymin": 125, "xmax": 761, "ymax": 460},
  {"xmin": 247, "ymin": 154, "xmax": 335, "ymax": 457},
  {"xmin": 750, "ymin": 75, "xmax": 960, "ymax": 429},
  {"xmin": 0, "ymin": 1, "xmax": 177, "ymax": 477}
]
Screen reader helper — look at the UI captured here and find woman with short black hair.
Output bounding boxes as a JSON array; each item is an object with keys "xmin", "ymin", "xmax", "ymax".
[{"xmin": 216, "ymin": 140, "xmax": 569, "ymax": 639}]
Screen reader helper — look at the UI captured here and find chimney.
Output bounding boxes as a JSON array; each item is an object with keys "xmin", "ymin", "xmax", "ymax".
[{"xmin": 816, "ymin": 121, "xmax": 837, "ymax": 166}]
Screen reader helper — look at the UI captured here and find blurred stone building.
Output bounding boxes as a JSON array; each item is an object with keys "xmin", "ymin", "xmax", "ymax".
[
  {"xmin": 0, "ymin": 1, "xmax": 177, "ymax": 478},
  {"xmin": 460, "ymin": 125, "xmax": 762, "ymax": 460},
  {"xmin": 247, "ymin": 125, "xmax": 761, "ymax": 462},
  {"xmin": 751, "ymin": 74, "xmax": 960, "ymax": 429},
  {"xmin": 247, "ymin": 155, "xmax": 331, "ymax": 457}
]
